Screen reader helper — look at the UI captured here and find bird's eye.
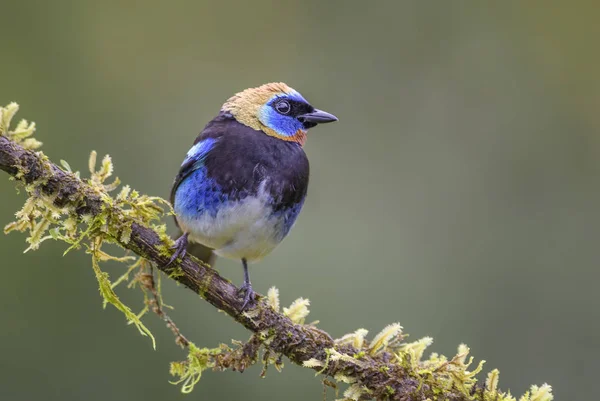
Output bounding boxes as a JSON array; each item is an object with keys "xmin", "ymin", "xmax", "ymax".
[{"xmin": 275, "ymin": 100, "xmax": 291, "ymax": 115}]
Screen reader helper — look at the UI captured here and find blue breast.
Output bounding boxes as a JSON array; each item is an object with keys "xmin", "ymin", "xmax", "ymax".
[{"xmin": 174, "ymin": 166, "xmax": 230, "ymax": 217}]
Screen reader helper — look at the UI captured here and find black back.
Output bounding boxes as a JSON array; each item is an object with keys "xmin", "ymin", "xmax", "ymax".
[{"xmin": 171, "ymin": 112, "xmax": 310, "ymax": 212}]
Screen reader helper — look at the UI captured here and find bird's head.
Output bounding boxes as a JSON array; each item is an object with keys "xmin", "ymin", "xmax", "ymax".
[{"xmin": 221, "ymin": 82, "xmax": 337, "ymax": 146}]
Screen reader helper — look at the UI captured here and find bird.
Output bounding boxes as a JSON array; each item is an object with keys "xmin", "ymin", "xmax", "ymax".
[{"xmin": 169, "ymin": 82, "xmax": 337, "ymax": 309}]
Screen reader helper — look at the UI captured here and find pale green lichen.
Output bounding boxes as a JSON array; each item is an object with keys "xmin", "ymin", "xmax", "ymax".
[
  {"xmin": 336, "ymin": 328, "xmax": 369, "ymax": 349},
  {"xmin": 329, "ymin": 348, "xmax": 368, "ymax": 369},
  {"xmin": 486, "ymin": 368, "xmax": 500, "ymax": 399},
  {"xmin": 368, "ymin": 323, "xmax": 402, "ymax": 356},
  {"xmin": 266, "ymin": 286, "xmax": 280, "ymax": 312},
  {"xmin": 169, "ymin": 343, "xmax": 221, "ymax": 393},
  {"xmin": 283, "ymin": 297, "xmax": 310, "ymax": 324},
  {"xmin": 303, "ymin": 358, "xmax": 324, "ymax": 368},
  {"xmin": 89, "ymin": 239, "xmax": 156, "ymax": 349},
  {"xmin": 401, "ymin": 336, "xmax": 434, "ymax": 365},
  {"xmin": 0, "ymin": 102, "xmax": 41, "ymax": 149},
  {"xmin": 171, "ymin": 295, "xmax": 318, "ymax": 392},
  {"xmin": 321, "ymin": 317, "xmax": 550, "ymax": 401},
  {"xmin": 2, "ymin": 103, "xmax": 170, "ymax": 350},
  {"xmin": 2, "ymin": 103, "xmax": 554, "ymax": 400},
  {"xmin": 343, "ymin": 383, "xmax": 369, "ymax": 401},
  {"xmin": 521, "ymin": 384, "xmax": 553, "ymax": 401}
]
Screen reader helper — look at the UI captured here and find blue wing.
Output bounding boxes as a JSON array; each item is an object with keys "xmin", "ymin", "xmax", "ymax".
[{"xmin": 170, "ymin": 137, "xmax": 218, "ymax": 206}]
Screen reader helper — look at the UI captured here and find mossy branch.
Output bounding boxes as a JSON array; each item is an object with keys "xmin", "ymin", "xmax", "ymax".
[{"xmin": 0, "ymin": 103, "xmax": 552, "ymax": 401}]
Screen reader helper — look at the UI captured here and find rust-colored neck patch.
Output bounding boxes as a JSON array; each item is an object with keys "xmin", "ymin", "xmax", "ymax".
[{"xmin": 262, "ymin": 127, "xmax": 307, "ymax": 146}]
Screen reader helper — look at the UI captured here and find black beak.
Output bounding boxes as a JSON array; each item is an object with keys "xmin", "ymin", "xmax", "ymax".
[{"xmin": 297, "ymin": 109, "xmax": 338, "ymax": 124}]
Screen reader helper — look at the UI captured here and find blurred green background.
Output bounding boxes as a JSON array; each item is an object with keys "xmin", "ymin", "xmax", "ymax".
[{"xmin": 1, "ymin": 1, "xmax": 598, "ymax": 400}]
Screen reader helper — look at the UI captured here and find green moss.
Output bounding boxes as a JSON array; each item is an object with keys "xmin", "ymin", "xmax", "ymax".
[
  {"xmin": 156, "ymin": 243, "xmax": 173, "ymax": 258},
  {"xmin": 198, "ymin": 270, "xmax": 213, "ymax": 298},
  {"xmin": 2, "ymin": 103, "xmax": 173, "ymax": 349},
  {"xmin": 168, "ymin": 266, "xmax": 185, "ymax": 279},
  {"xmin": 353, "ymin": 351, "xmax": 366, "ymax": 359},
  {"xmin": 90, "ymin": 240, "xmax": 156, "ymax": 349},
  {"xmin": 170, "ymin": 343, "xmax": 221, "ymax": 393},
  {"xmin": 0, "ymin": 103, "xmax": 40, "ymax": 149}
]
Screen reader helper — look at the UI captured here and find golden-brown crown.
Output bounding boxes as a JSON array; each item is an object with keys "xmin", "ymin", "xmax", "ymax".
[
  {"xmin": 222, "ymin": 83, "xmax": 296, "ymax": 129},
  {"xmin": 221, "ymin": 82, "xmax": 307, "ymax": 145}
]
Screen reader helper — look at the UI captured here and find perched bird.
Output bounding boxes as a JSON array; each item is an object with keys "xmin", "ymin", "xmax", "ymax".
[{"xmin": 170, "ymin": 82, "xmax": 337, "ymax": 308}]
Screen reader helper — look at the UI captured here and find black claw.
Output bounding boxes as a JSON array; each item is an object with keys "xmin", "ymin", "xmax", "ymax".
[
  {"xmin": 238, "ymin": 282, "xmax": 256, "ymax": 310},
  {"xmin": 238, "ymin": 258, "xmax": 256, "ymax": 310},
  {"xmin": 166, "ymin": 232, "xmax": 188, "ymax": 266}
]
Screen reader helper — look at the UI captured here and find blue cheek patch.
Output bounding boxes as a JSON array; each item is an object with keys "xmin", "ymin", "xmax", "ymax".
[
  {"xmin": 261, "ymin": 108, "xmax": 304, "ymax": 137},
  {"xmin": 260, "ymin": 94, "xmax": 306, "ymax": 137}
]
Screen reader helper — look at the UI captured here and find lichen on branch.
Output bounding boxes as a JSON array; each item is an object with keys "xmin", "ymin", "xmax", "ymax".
[{"xmin": 0, "ymin": 103, "xmax": 553, "ymax": 401}]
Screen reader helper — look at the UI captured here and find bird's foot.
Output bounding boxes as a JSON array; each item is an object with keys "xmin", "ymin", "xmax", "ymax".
[
  {"xmin": 237, "ymin": 282, "xmax": 256, "ymax": 311},
  {"xmin": 166, "ymin": 232, "xmax": 188, "ymax": 267}
]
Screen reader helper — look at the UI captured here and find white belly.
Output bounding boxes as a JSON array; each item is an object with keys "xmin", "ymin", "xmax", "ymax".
[{"xmin": 176, "ymin": 194, "xmax": 284, "ymax": 263}]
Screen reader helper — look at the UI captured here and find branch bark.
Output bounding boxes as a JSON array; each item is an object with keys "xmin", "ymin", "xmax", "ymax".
[{"xmin": 0, "ymin": 134, "xmax": 484, "ymax": 401}]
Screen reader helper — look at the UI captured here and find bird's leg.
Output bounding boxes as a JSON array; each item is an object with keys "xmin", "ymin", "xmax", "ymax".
[
  {"xmin": 166, "ymin": 232, "xmax": 188, "ymax": 266},
  {"xmin": 237, "ymin": 258, "xmax": 256, "ymax": 310}
]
